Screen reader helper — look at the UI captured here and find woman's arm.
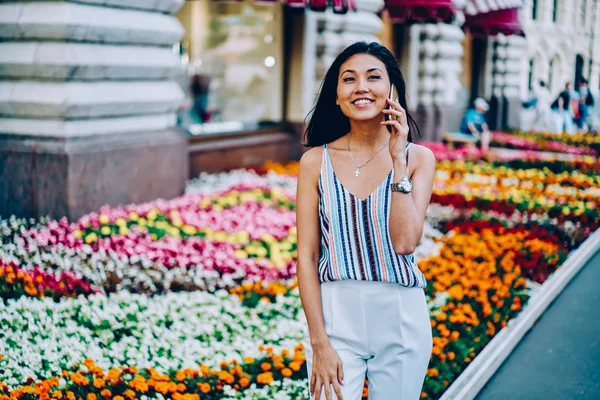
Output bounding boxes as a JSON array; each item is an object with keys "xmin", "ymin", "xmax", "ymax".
[
  {"xmin": 296, "ymin": 147, "xmax": 328, "ymax": 345},
  {"xmin": 296, "ymin": 147, "xmax": 345, "ymax": 400},
  {"xmin": 388, "ymin": 145, "xmax": 436, "ymax": 254}
]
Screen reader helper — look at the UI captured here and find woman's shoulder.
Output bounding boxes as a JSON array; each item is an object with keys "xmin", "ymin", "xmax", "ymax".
[
  {"xmin": 409, "ymin": 143, "xmax": 436, "ymax": 166},
  {"xmin": 299, "ymin": 146, "xmax": 325, "ymax": 176}
]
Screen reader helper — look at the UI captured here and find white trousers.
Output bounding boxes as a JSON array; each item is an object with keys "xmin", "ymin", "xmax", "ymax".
[{"xmin": 304, "ymin": 280, "xmax": 433, "ymax": 400}]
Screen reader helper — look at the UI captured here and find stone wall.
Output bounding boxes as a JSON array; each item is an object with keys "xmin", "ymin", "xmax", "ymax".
[{"xmin": 0, "ymin": 0, "xmax": 188, "ymax": 219}]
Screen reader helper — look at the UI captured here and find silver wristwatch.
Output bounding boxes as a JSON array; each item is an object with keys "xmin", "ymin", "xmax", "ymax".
[{"xmin": 390, "ymin": 176, "xmax": 413, "ymax": 193}]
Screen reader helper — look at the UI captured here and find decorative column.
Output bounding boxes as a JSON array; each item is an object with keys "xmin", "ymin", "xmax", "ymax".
[
  {"xmin": 487, "ymin": 34, "xmax": 527, "ymax": 129},
  {"xmin": 0, "ymin": 0, "xmax": 187, "ymax": 220},
  {"xmin": 413, "ymin": 23, "xmax": 464, "ymax": 141},
  {"xmin": 590, "ymin": 1, "xmax": 600, "ymax": 91}
]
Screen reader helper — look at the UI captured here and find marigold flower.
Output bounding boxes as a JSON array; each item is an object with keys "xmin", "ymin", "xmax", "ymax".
[
  {"xmin": 289, "ymin": 362, "xmax": 301, "ymax": 372},
  {"xmin": 256, "ymin": 372, "xmax": 274, "ymax": 385},
  {"xmin": 199, "ymin": 383, "xmax": 211, "ymax": 393},
  {"xmin": 93, "ymin": 379, "xmax": 106, "ymax": 389},
  {"xmin": 239, "ymin": 378, "xmax": 250, "ymax": 388},
  {"xmin": 260, "ymin": 362, "xmax": 272, "ymax": 372}
]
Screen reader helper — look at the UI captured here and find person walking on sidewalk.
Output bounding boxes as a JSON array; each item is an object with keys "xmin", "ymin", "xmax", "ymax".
[
  {"xmin": 533, "ymin": 81, "xmax": 552, "ymax": 132},
  {"xmin": 576, "ymin": 78, "xmax": 595, "ymax": 131},
  {"xmin": 296, "ymin": 41, "xmax": 435, "ymax": 400}
]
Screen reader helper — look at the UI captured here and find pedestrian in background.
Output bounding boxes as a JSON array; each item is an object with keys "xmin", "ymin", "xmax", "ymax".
[
  {"xmin": 576, "ymin": 78, "xmax": 594, "ymax": 131},
  {"xmin": 297, "ymin": 41, "xmax": 435, "ymax": 400},
  {"xmin": 533, "ymin": 81, "xmax": 552, "ymax": 132},
  {"xmin": 552, "ymin": 82, "xmax": 576, "ymax": 134},
  {"xmin": 459, "ymin": 97, "xmax": 491, "ymax": 152}
]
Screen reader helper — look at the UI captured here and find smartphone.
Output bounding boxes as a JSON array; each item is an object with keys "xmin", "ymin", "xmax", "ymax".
[{"xmin": 386, "ymin": 84, "xmax": 398, "ymax": 132}]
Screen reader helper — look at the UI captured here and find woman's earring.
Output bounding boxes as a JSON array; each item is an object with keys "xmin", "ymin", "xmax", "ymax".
[{"xmin": 336, "ymin": 99, "xmax": 339, "ymax": 105}]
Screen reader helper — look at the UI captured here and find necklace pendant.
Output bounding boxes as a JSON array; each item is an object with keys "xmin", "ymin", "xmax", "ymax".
[{"xmin": 355, "ymin": 168, "xmax": 360, "ymax": 177}]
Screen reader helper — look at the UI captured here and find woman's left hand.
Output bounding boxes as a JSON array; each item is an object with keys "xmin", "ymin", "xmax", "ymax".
[{"xmin": 381, "ymin": 98, "xmax": 410, "ymax": 160}]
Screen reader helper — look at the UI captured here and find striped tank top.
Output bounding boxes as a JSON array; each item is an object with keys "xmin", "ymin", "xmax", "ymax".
[{"xmin": 317, "ymin": 143, "xmax": 427, "ymax": 288}]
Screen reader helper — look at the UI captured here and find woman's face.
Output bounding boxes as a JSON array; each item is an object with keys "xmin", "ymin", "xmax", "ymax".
[{"xmin": 337, "ymin": 54, "xmax": 391, "ymax": 122}]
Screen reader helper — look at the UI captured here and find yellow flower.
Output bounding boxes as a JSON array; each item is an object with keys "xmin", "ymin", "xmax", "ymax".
[
  {"xmin": 98, "ymin": 214, "xmax": 110, "ymax": 225},
  {"xmin": 85, "ymin": 233, "xmax": 98, "ymax": 244},
  {"xmin": 182, "ymin": 225, "xmax": 197, "ymax": 235},
  {"xmin": 234, "ymin": 250, "xmax": 248, "ymax": 259}
]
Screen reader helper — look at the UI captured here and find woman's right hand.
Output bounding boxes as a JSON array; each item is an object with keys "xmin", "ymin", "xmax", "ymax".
[{"xmin": 310, "ymin": 341, "xmax": 345, "ymax": 400}]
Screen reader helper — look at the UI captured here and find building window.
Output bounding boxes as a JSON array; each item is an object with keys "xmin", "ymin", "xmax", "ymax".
[
  {"xmin": 528, "ymin": 59, "xmax": 534, "ymax": 90},
  {"xmin": 553, "ymin": 0, "xmax": 558, "ymax": 22},
  {"xmin": 581, "ymin": 0, "xmax": 587, "ymax": 27},
  {"xmin": 176, "ymin": 0, "xmax": 284, "ymax": 135},
  {"xmin": 532, "ymin": 0, "xmax": 537, "ymax": 20}
]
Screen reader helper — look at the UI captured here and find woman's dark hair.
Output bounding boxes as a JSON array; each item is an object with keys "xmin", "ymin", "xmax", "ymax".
[{"xmin": 303, "ymin": 41, "xmax": 420, "ymax": 147}]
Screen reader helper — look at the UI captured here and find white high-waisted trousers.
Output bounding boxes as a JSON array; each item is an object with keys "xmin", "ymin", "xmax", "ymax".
[{"xmin": 303, "ymin": 280, "xmax": 433, "ymax": 400}]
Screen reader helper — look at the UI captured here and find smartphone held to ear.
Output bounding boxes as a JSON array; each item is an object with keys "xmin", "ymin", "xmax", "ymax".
[{"xmin": 386, "ymin": 84, "xmax": 398, "ymax": 133}]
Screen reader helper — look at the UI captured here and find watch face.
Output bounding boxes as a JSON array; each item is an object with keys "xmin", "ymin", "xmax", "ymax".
[{"xmin": 400, "ymin": 177, "xmax": 412, "ymax": 192}]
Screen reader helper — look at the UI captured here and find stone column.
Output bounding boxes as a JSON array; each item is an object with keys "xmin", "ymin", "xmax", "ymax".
[
  {"xmin": 0, "ymin": 0, "xmax": 188, "ymax": 220},
  {"xmin": 412, "ymin": 23, "xmax": 464, "ymax": 141},
  {"xmin": 590, "ymin": 1, "xmax": 600, "ymax": 91},
  {"xmin": 488, "ymin": 34, "xmax": 527, "ymax": 130}
]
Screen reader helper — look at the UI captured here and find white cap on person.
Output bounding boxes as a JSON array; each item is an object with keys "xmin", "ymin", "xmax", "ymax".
[{"xmin": 474, "ymin": 97, "xmax": 489, "ymax": 111}]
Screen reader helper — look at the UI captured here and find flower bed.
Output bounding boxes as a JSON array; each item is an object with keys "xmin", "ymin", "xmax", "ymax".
[
  {"xmin": 511, "ymin": 131, "xmax": 600, "ymax": 154},
  {"xmin": 490, "ymin": 132, "xmax": 597, "ymax": 156},
  {"xmin": 1, "ymin": 139, "xmax": 598, "ymax": 400}
]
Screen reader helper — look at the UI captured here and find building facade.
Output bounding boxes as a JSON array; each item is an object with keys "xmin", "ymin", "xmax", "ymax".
[{"xmin": 2, "ymin": 0, "xmax": 599, "ymax": 219}]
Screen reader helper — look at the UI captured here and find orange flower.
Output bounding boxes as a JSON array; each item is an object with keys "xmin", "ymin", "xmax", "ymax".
[
  {"xmin": 100, "ymin": 390, "xmax": 111, "ymax": 399},
  {"xmin": 239, "ymin": 378, "xmax": 250, "ymax": 388},
  {"xmin": 199, "ymin": 383, "xmax": 211, "ymax": 394},
  {"xmin": 87, "ymin": 394, "xmax": 97, "ymax": 400},
  {"xmin": 256, "ymin": 372, "xmax": 274, "ymax": 385},
  {"xmin": 281, "ymin": 368, "xmax": 293, "ymax": 378},
  {"xmin": 93, "ymin": 379, "xmax": 106, "ymax": 389},
  {"xmin": 289, "ymin": 362, "xmax": 301, "ymax": 372},
  {"xmin": 122, "ymin": 390, "xmax": 136, "ymax": 400},
  {"xmin": 260, "ymin": 362, "xmax": 272, "ymax": 372}
]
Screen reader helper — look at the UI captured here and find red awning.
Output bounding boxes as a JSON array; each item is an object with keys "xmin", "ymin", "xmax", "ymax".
[
  {"xmin": 384, "ymin": 0, "xmax": 456, "ymax": 23},
  {"xmin": 463, "ymin": 7, "xmax": 525, "ymax": 36}
]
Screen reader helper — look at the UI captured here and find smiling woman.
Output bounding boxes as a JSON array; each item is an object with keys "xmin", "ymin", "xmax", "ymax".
[{"xmin": 297, "ymin": 42, "xmax": 436, "ymax": 400}]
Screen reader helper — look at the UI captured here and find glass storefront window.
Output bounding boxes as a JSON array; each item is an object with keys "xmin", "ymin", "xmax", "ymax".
[{"xmin": 176, "ymin": 0, "xmax": 284, "ymax": 135}]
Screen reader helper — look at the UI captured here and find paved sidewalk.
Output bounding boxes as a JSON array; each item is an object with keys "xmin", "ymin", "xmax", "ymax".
[{"xmin": 476, "ymin": 249, "xmax": 600, "ymax": 400}]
